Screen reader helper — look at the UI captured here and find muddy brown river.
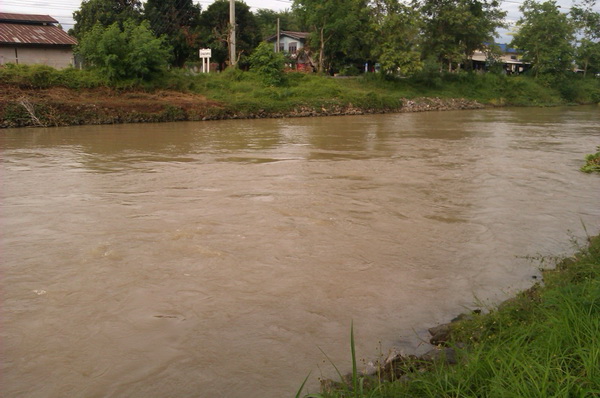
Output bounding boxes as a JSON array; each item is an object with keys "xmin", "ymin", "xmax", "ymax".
[{"xmin": 1, "ymin": 106, "xmax": 599, "ymax": 397}]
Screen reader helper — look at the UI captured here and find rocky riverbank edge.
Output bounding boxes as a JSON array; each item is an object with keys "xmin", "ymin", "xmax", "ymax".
[
  {"xmin": 0, "ymin": 86, "xmax": 485, "ymax": 128},
  {"xmin": 319, "ymin": 308, "xmax": 498, "ymax": 393}
]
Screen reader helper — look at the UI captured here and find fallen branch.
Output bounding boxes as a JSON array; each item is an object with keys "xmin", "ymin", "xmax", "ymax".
[{"xmin": 18, "ymin": 97, "xmax": 45, "ymax": 127}]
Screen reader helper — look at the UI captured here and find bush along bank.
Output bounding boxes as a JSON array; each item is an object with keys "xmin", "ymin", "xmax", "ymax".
[{"xmin": 307, "ymin": 234, "xmax": 600, "ymax": 398}]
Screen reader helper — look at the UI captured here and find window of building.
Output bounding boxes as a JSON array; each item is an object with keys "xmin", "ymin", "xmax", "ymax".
[
  {"xmin": 279, "ymin": 44, "xmax": 285, "ymax": 52},
  {"xmin": 289, "ymin": 42, "xmax": 298, "ymax": 54}
]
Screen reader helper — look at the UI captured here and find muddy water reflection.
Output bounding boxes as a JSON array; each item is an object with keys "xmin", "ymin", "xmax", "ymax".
[{"xmin": 2, "ymin": 107, "xmax": 599, "ymax": 398}]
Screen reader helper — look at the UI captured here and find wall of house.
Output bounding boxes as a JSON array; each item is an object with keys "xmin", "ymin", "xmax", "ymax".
[
  {"xmin": 272, "ymin": 36, "xmax": 304, "ymax": 53},
  {"xmin": 0, "ymin": 46, "xmax": 74, "ymax": 69}
]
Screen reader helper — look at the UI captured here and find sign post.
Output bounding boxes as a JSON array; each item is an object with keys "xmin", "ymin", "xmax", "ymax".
[{"xmin": 199, "ymin": 48, "xmax": 212, "ymax": 73}]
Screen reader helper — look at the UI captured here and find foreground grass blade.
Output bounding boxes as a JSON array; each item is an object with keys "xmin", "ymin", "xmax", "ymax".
[{"xmin": 295, "ymin": 371, "xmax": 312, "ymax": 398}]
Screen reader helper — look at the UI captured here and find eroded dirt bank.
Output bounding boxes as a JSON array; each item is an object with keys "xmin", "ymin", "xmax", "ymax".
[{"xmin": 0, "ymin": 84, "xmax": 484, "ymax": 128}]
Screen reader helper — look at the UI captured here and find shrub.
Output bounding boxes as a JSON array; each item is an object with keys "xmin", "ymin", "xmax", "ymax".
[
  {"xmin": 76, "ymin": 19, "xmax": 171, "ymax": 82},
  {"xmin": 248, "ymin": 42, "xmax": 286, "ymax": 86}
]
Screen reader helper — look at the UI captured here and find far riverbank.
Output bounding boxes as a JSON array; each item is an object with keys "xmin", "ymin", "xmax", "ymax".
[
  {"xmin": 2, "ymin": 66, "xmax": 598, "ymax": 128},
  {"xmin": 0, "ymin": 84, "xmax": 484, "ymax": 128}
]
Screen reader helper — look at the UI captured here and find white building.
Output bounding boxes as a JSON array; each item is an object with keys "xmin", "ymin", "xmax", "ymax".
[
  {"xmin": 265, "ymin": 31, "xmax": 310, "ymax": 55},
  {"xmin": 0, "ymin": 13, "xmax": 78, "ymax": 69}
]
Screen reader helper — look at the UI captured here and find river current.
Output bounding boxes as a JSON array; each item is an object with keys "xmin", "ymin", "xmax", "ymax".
[{"xmin": 1, "ymin": 106, "xmax": 599, "ymax": 397}]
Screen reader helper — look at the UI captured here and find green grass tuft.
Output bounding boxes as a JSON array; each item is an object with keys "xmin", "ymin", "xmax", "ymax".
[{"xmin": 581, "ymin": 147, "xmax": 600, "ymax": 174}]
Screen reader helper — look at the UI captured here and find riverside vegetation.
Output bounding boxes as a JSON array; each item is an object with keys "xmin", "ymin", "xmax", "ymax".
[
  {"xmin": 1, "ymin": 63, "xmax": 600, "ymax": 128},
  {"xmin": 299, "ymin": 233, "xmax": 600, "ymax": 398},
  {"xmin": 581, "ymin": 147, "xmax": 600, "ymax": 173}
]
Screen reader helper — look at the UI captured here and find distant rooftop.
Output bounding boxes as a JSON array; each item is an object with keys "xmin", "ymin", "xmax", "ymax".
[
  {"xmin": 0, "ymin": 13, "xmax": 58, "ymax": 24},
  {"xmin": 266, "ymin": 30, "xmax": 311, "ymax": 42},
  {"xmin": 0, "ymin": 13, "xmax": 77, "ymax": 46}
]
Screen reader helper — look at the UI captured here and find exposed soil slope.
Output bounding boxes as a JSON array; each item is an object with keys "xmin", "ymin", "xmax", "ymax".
[
  {"xmin": 0, "ymin": 84, "xmax": 484, "ymax": 128},
  {"xmin": 0, "ymin": 85, "xmax": 224, "ymax": 128}
]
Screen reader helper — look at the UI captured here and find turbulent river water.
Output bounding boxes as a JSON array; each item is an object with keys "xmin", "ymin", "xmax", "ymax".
[{"xmin": 1, "ymin": 106, "xmax": 599, "ymax": 398}]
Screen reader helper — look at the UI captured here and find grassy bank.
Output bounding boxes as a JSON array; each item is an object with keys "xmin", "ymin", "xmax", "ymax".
[
  {"xmin": 305, "ymin": 234, "xmax": 600, "ymax": 398},
  {"xmin": 1, "ymin": 64, "xmax": 599, "ymax": 128}
]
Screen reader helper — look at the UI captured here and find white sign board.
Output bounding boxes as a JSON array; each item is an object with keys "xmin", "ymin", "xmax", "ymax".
[{"xmin": 199, "ymin": 48, "xmax": 212, "ymax": 73}]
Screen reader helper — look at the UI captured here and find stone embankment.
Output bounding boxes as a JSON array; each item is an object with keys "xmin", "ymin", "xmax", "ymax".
[{"xmin": 0, "ymin": 84, "xmax": 484, "ymax": 128}]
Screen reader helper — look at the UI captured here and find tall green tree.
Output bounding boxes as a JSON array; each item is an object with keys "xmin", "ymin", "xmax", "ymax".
[
  {"xmin": 293, "ymin": 0, "xmax": 370, "ymax": 74},
  {"xmin": 71, "ymin": 0, "xmax": 142, "ymax": 40},
  {"xmin": 511, "ymin": 0, "xmax": 575, "ymax": 77},
  {"xmin": 198, "ymin": 0, "xmax": 260, "ymax": 68},
  {"xmin": 418, "ymin": 0, "xmax": 506, "ymax": 71},
  {"xmin": 571, "ymin": 0, "xmax": 600, "ymax": 77},
  {"xmin": 335, "ymin": 0, "xmax": 372, "ymax": 71},
  {"xmin": 254, "ymin": 9, "xmax": 301, "ymax": 40},
  {"xmin": 369, "ymin": 0, "xmax": 423, "ymax": 76},
  {"xmin": 76, "ymin": 20, "xmax": 171, "ymax": 81},
  {"xmin": 144, "ymin": 0, "xmax": 202, "ymax": 68}
]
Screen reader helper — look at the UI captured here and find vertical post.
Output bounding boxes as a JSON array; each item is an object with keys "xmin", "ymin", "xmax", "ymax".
[
  {"xmin": 276, "ymin": 18, "xmax": 280, "ymax": 53},
  {"xmin": 229, "ymin": 0, "xmax": 236, "ymax": 67}
]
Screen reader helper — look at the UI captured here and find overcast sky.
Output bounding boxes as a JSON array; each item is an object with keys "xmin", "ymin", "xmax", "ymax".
[{"xmin": 1, "ymin": 0, "xmax": 598, "ymax": 43}]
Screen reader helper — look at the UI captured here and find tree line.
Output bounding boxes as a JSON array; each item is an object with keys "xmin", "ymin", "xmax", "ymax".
[{"xmin": 71, "ymin": 0, "xmax": 600, "ymax": 82}]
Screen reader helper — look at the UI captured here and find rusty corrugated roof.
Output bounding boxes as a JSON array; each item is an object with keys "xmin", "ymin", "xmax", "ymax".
[
  {"xmin": 0, "ymin": 13, "xmax": 58, "ymax": 24},
  {"xmin": 0, "ymin": 22, "xmax": 77, "ymax": 46}
]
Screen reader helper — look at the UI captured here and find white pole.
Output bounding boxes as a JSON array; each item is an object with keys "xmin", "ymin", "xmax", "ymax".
[{"xmin": 229, "ymin": 0, "xmax": 236, "ymax": 67}]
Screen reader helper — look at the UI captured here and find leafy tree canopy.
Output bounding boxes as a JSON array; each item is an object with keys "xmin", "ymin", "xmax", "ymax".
[
  {"xmin": 418, "ymin": 0, "xmax": 506, "ymax": 71},
  {"xmin": 198, "ymin": 0, "xmax": 261, "ymax": 68},
  {"xmin": 571, "ymin": 0, "xmax": 600, "ymax": 39},
  {"xmin": 369, "ymin": 0, "xmax": 423, "ymax": 76},
  {"xmin": 76, "ymin": 20, "xmax": 171, "ymax": 82},
  {"xmin": 293, "ymin": 0, "xmax": 370, "ymax": 74},
  {"xmin": 511, "ymin": 0, "xmax": 575, "ymax": 77},
  {"xmin": 254, "ymin": 9, "xmax": 301, "ymax": 40},
  {"xmin": 71, "ymin": 0, "xmax": 142, "ymax": 40},
  {"xmin": 144, "ymin": 0, "xmax": 202, "ymax": 68},
  {"xmin": 571, "ymin": 0, "xmax": 600, "ymax": 76}
]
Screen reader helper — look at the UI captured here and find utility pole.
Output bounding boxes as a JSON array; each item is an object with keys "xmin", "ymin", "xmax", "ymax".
[
  {"xmin": 276, "ymin": 18, "xmax": 280, "ymax": 53},
  {"xmin": 229, "ymin": 0, "xmax": 236, "ymax": 67}
]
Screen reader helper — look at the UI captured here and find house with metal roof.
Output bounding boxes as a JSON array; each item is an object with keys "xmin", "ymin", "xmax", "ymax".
[
  {"xmin": 0, "ymin": 12, "xmax": 78, "ymax": 69},
  {"xmin": 265, "ymin": 31, "xmax": 310, "ymax": 54},
  {"xmin": 265, "ymin": 31, "xmax": 314, "ymax": 72},
  {"xmin": 471, "ymin": 43, "xmax": 530, "ymax": 74}
]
